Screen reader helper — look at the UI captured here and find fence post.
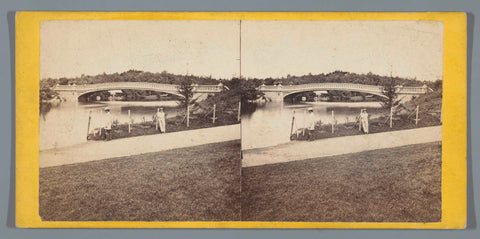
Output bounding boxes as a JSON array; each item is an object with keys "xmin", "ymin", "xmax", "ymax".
[
  {"xmin": 415, "ymin": 105, "xmax": 419, "ymax": 126},
  {"xmin": 212, "ymin": 104, "xmax": 216, "ymax": 124},
  {"xmin": 290, "ymin": 110, "xmax": 296, "ymax": 137},
  {"xmin": 187, "ymin": 104, "xmax": 190, "ymax": 127},
  {"xmin": 237, "ymin": 101, "xmax": 241, "ymax": 121},
  {"xmin": 86, "ymin": 110, "xmax": 91, "ymax": 139},
  {"xmin": 358, "ymin": 110, "xmax": 362, "ymax": 131},
  {"xmin": 128, "ymin": 109, "xmax": 131, "ymax": 133},
  {"xmin": 302, "ymin": 109, "xmax": 306, "ymax": 136},
  {"xmin": 331, "ymin": 110, "xmax": 335, "ymax": 134},
  {"xmin": 389, "ymin": 106, "xmax": 393, "ymax": 128},
  {"xmin": 440, "ymin": 103, "xmax": 443, "ymax": 123},
  {"xmin": 156, "ymin": 108, "xmax": 159, "ymax": 130}
]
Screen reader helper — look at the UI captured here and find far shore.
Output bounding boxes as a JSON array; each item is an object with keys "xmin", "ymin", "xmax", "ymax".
[
  {"xmin": 93, "ymin": 100, "xmax": 179, "ymax": 107},
  {"xmin": 304, "ymin": 101, "xmax": 382, "ymax": 107}
]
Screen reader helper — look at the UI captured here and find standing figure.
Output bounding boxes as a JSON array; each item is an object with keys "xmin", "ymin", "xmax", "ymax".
[
  {"xmin": 305, "ymin": 107, "xmax": 317, "ymax": 140},
  {"xmin": 360, "ymin": 109, "xmax": 369, "ymax": 134},
  {"xmin": 103, "ymin": 107, "xmax": 114, "ymax": 141},
  {"xmin": 154, "ymin": 108, "xmax": 166, "ymax": 133}
]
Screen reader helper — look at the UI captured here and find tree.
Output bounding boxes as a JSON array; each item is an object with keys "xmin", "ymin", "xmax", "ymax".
[
  {"xmin": 240, "ymin": 80, "xmax": 264, "ymax": 104},
  {"xmin": 380, "ymin": 77, "xmax": 401, "ymax": 116},
  {"xmin": 177, "ymin": 77, "xmax": 195, "ymax": 112},
  {"xmin": 228, "ymin": 78, "xmax": 264, "ymax": 104}
]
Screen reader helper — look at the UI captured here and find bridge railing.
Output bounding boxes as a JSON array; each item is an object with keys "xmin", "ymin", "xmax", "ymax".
[
  {"xmin": 53, "ymin": 82, "xmax": 223, "ymax": 93},
  {"xmin": 395, "ymin": 85, "xmax": 428, "ymax": 94},
  {"xmin": 258, "ymin": 83, "xmax": 427, "ymax": 94}
]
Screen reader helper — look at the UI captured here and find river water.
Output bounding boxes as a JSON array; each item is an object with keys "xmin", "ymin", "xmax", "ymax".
[
  {"xmin": 41, "ymin": 100, "xmax": 384, "ymax": 151},
  {"xmin": 241, "ymin": 101, "xmax": 383, "ymax": 150},
  {"xmin": 39, "ymin": 101, "xmax": 181, "ymax": 150}
]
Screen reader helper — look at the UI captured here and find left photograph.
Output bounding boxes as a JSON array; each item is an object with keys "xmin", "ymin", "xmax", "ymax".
[{"xmin": 38, "ymin": 20, "xmax": 242, "ymax": 221}]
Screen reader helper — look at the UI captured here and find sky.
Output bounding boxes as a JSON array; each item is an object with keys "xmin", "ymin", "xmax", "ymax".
[{"xmin": 40, "ymin": 20, "xmax": 443, "ymax": 81}]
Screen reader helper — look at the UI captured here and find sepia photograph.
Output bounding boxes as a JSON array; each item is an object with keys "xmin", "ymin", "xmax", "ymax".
[
  {"xmin": 240, "ymin": 20, "xmax": 443, "ymax": 222},
  {"xmin": 37, "ymin": 18, "xmax": 444, "ymax": 223},
  {"xmin": 38, "ymin": 20, "xmax": 243, "ymax": 221}
]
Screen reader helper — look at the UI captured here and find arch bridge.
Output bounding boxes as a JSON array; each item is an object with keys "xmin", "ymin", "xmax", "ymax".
[
  {"xmin": 53, "ymin": 82, "xmax": 224, "ymax": 102},
  {"xmin": 258, "ymin": 83, "xmax": 428, "ymax": 102}
]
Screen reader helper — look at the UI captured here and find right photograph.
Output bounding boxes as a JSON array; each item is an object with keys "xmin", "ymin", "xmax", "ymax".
[{"xmin": 240, "ymin": 20, "xmax": 443, "ymax": 222}]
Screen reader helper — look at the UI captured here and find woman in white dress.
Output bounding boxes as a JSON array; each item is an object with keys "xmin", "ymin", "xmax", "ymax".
[
  {"xmin": 154, "ymin": 108, "xmax": 166, "ymax": 133},
  {"xmin": 360, "ymin": 109, "xmax": 369, "ymax": 134}
]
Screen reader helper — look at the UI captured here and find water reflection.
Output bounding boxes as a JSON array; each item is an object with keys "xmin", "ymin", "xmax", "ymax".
[
  {"xmin": 241, "ymin": 101, "xmax": 383, "ymax": 150},
  {"xmin": 39, "ymin": 100, "xmax": 181, "ymax": 150}
]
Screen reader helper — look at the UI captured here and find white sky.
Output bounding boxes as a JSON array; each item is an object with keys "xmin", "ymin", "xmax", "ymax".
[{"xmin": 40, "ymin": 20, "xmax": 443, "ymax": 81}]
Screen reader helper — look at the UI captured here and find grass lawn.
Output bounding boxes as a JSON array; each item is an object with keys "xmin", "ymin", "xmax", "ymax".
[
  {"xmin": 241, "ymin": 142, "xmax": 441, "ymax": 222},
  {"xmin": 40, "ymin": 140, "xmax": 241, "ymax": 221}
]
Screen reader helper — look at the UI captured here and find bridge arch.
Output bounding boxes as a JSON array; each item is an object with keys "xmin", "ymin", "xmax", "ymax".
[
  {"xmin": 259, "ymin": 83, "xmax": 427, "ymax": 102},
  {"xmin": 282, "ymin": 89, "xmax": 387, "ymax": 100},
  {"xmin": 53, "ymin": 82, "xmax": 224, "ymax": 102},
  {"xmin": 77, "ymin": 88, "xmax": 185, "ymax": 99}
]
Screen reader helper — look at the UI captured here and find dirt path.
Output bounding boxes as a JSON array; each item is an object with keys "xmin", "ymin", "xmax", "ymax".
[
  {"xmin": 40, "ymin": 124, "xmax": 240, "ymax": 168},
  {"xmin": 242, "ymin": 126, "xmax": 442, "ymax": 167}
]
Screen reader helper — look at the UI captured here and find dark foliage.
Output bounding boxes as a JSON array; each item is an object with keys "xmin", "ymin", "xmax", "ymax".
[
  {"xmin": 258, "ymin": 70, "xmax": 432, "ymax": 87},
  {"xmin": 177, "ymin": 77, "xmax": 195, "ymax": 111},
  {"xmin": 380, "ymin": 77, "xmax": 401, "ymax": 111},
  {"xmin": 228, "ymin": 78, "xmax": 264, "ymax": 104}
]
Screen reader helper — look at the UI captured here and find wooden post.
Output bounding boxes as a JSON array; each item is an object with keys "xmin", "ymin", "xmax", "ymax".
[
  {"xmin": 415, "ymin": 105, "xmax": 419, "ymax": 125},
  {"xmin": 358, "ymin": 110, "xmax": 362, "ymax": 131},
  {"xmin": 389, "ymin": 106, "xmax": 393, "ymax": 128},
  {"xmin": 440, "ymin": 103, "xmax": 443, "ymax": 123},
  {"xmin": 295, "ymin": 112, "xmax": 299, "ymax": 137},
  {"xmin": 155, "ymin": 108, "xmax": 159, "ymax": 130},
  {"xmin": 212, "ymin": 104, "xmax": 216, "ymax": 124},
  {"xmin": 290, "ymin": 110, "xmax": 296, "ymax": 140},
  {"xmin": 128, "ymin": 109, "xmax": 131, "ymax": 133},
  {"xmin": 237, "ymin": 101, "xmax": 241, "ymax": 121},
  {"xmin": 86, "ymin": 110, "xmax": 91, "ymax": 139},
  {"xmin": 186, "ymin": 104, "xmax": 190, "ymax": 127},
  {"xmin": 302, "ymin": 109, "xmax": 306, "ymax": 136},
  {"xmin": 331, "ymin": 110, "xmax": 335, "ymax": 134}
]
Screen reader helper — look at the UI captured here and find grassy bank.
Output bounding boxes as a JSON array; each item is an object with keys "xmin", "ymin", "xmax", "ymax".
[
  {"xmin": 293, "ymin": 90, "xmax": 442, "ymax": 141},
  {"xmin": 40, "ymin": 140, "xmax": 241, "ymax": 221},
  {"xmin": 241, "ymin": 142, "xmax": 441, "ymax": 222},
  {"xmin": 88, "ymin": 112, "xmax": 239, "ymax": 141},
  {"xmin": 293, "ymin": 112, "xmax": 442, "ymax": 141}
]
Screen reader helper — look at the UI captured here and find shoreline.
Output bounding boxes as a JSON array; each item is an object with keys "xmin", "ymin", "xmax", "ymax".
[
  {"xmin": 40, "ymin": 123, "xmax": 241, "ymax": 154},
  {"xmin": 304, "ymin": 101, "xmax": 382, "ymax": 107},
  {"xmin": 96, "ymin": 100, "xmax": 179, "ymax": 107}
]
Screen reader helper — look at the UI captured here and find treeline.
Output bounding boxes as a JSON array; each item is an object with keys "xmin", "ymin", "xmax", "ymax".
[
  {"xmin": 40, "ymin": 69, "xmax": 224, "ymax": 101},
  {"xmin": 41, "ymin": 69, "xmax": 441, "ymax": 89},
  {"xmin": 40, "ymin": 69, "xmax": 222, "ymax": 88},
  {"xmin": 249, "ymin": 71, "xmax": 441, "ymax": 88},
  {"xmin": 40, "ymin": 69, "xmax": 442, "ymax": 101}
]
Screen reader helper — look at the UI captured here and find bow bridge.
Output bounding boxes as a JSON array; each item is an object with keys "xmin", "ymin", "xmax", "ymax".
[
  {"xmin": 258, "ymin": 83, "xmax": 428, "ymax": 102},
  {"xmin": 53, "ymin": 82, "xmax": 224, "ymax": 102}
]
